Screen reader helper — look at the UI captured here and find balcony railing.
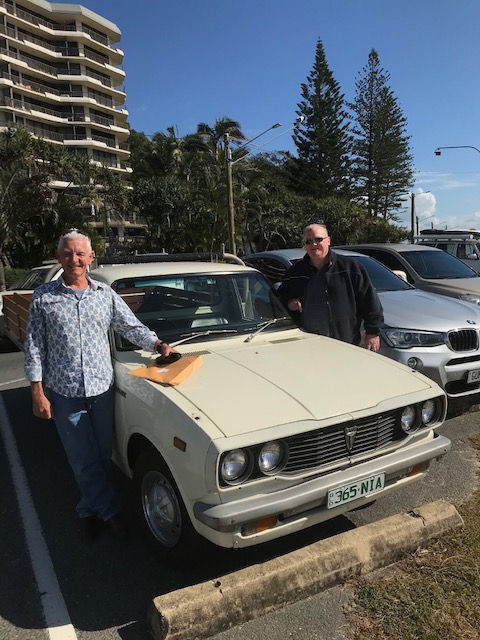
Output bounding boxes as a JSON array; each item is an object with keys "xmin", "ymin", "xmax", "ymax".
[
  {"xmin": 84, "ymin": 48, "xmax": 109, "ymax": 65},
  {"xmin": 0, "ymin": 47, "xmax": 57, "ymax": 75},
  {"xmin": 85, "ymin": 68, "xmax": 111, "ymax": 87},
  {"xmin": 0, "ymin": 2, "xmax": 111, "ymax": 47},
  {"xmin": 24, "ymin": 123, "xmax": 64, "ymax": 142},
  {"xmin": 91, "ymin": 132, "xmax": 116, "ymax": 146},
  {"xmin": 88, "ymin": 92, "xmax": 113, "ymax": 107},
  {"xmin": 56, "ymin": 47, "xmax": 80, "ymax": 57},
  {"xmin": 0, "ymin": 71, "xmax": 62, "ymax": 96},
  {"xmin": 1, "ymin": 96, "xmax": 63, "ymax": 118},
  {"xmin": 82, "ymin": 25, "xmax": 109, "ymax": 46},
  {"xmin": 90, "ymin": 113, "xmax": 114, "ymax": 126}
]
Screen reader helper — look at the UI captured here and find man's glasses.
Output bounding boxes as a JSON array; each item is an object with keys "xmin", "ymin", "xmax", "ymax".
[{"xmin": 304, "ymin": 237, "xmax": 327, "ymax": 245}]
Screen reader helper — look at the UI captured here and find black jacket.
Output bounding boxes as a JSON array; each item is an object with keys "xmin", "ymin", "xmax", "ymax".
[{"xmin": 278, "ymin": 251, "xmax": 384, "ymax": 345}]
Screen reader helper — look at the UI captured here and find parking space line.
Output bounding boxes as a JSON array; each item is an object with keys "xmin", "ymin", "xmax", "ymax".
[
  {"xmin": 0, "ymin": 396, "xmax": 78, "ymax": 640},
  {"xmin": 0, "ymin": 378, "xmax": 26, "ymax": 387}
]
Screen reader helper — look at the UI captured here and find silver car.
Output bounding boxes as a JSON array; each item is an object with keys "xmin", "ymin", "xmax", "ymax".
[
  {"xmin": 335, "ymin": 243, "xmax": 480, "ymax": 305},
  {"xmin": 243, "ymin": 248, "xmax": 480, "ymax": 399}
]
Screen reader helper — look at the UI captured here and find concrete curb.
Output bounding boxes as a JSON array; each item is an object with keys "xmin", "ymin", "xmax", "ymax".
[{"xmin": 148, "ymin": 500, "xmax": 463, "ymax": 640}]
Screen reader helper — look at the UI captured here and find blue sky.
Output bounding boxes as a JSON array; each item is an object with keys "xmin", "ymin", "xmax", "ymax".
[{"xmin": 85, "ymin": 0, "xmax": 480, "ymax": 233}]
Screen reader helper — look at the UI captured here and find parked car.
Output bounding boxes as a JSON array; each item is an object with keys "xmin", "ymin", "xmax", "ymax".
[
  {"xmin": 415, "ymin": 230, "xmax": 480, "ymax": 273},
  {"xmin": 334, "ymin": 244, "xmax": 480, "ymax": 306},
  {"xmin": 0, "ymin": 262, "xmax": 63, "ymax": 337},
  {"xmin": 244, "ymin": 248, "xmax": 480, "ymax": 398},
  {"xmin": 74, "ymin": 256, "xmax": 451, "ymax": 557}
]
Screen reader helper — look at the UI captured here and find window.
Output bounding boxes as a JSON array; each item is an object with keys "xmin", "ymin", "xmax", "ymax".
[{"xmin": 110, "ymin": 272, "xmax": 291, "ymax": 349}]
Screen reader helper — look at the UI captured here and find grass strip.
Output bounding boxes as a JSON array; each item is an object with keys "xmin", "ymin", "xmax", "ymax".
[{"xmin": 349, "ymin": 434, "xmax": 480, "ymax": 640}]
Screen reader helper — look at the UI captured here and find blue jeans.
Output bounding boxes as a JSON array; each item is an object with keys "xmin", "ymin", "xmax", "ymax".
[{"xmin": 49, "ymin": 387, "xmax": 119, "ymax": 520}]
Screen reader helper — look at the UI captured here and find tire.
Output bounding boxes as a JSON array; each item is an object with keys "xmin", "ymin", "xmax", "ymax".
[{"xmin": 133, "ymin": 449, "xmax": 200, "ymax": 560}]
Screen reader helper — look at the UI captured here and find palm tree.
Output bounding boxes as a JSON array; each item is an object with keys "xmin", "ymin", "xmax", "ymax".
[{"xmin": 196, "ymin": 117, "xmax": 245, "ymax": 160}]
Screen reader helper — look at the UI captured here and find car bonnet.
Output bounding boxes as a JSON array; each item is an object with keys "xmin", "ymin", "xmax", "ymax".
[
  {"xmin": 170, "ymin": 334, "xmax": 435, "ymax": 437},
  {"xmin": 379, "ymin": 289, "xmax": 480, "ymax": 331}
]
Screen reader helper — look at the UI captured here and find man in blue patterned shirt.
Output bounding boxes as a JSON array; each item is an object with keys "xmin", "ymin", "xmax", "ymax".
[{"xmin": 24, "ymin": 229, "xmax": 176, "ymax": 543}]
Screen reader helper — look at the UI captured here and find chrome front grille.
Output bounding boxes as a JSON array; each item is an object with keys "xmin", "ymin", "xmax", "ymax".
[
  {"xmin": 281, "ymin": 412, "xmax": 400, "ymax": 475},
  {"xmin": 448, "ymin": 329, "xmax": 478, "ymax": 352}
]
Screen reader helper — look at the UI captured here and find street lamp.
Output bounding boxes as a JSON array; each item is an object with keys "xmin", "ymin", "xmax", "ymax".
[
  {"xmin": 435, "ymin": 145, "xmax": 480, "ymax": 156},
  {"xmin": 224, "ymin": 116, "xmax": 304, "ymax": 255}
]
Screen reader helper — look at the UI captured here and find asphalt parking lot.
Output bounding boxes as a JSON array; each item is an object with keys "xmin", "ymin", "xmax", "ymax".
[{"xmin": 0, "ymin": 342, "xmax": 478, "ymax": 640}]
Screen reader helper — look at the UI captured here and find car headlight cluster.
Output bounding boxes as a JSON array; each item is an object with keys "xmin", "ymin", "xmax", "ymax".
[
  {"xmin": 400, "ymin": 398, "xmax": 442, "ymax": 434},
  {"xmin": 382, "ymin": 327, "xmax": 445, "ymax": 348},
  {"xmin": 220, "ymin": 440, "xmax": 286, "ymax": 486}
]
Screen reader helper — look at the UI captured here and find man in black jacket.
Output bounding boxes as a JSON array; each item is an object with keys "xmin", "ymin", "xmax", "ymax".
[{"xmin": 278, "ymin": 223, "xmax": 383, "ymax": 351}]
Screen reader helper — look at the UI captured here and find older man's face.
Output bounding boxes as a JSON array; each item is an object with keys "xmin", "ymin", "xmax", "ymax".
[
  {"xmin": 303, "ymin": 225, "xmax": 331, "ymax": 261},
  {"xmin": 56, "ymin": 236, "xmax": 94, "ymax": 284}
]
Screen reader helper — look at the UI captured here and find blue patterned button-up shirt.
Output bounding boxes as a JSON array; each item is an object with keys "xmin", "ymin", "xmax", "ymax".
[{"xmin": 24, "ymin": 278, "xmax": 158, "ymax": 398}]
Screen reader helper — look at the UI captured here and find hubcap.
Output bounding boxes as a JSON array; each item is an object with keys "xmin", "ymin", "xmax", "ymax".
[{"xmin": 141, "ymin": 470, "xmax": 182, "ymax": 548}]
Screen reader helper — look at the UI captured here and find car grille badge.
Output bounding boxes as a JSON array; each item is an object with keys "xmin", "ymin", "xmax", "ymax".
[{"xmin": 344, "ymin": 426, "xmax": 357, "ymax": 453}]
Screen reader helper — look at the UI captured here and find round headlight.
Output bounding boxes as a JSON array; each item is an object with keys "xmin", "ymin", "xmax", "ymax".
[
  {"xmin": 258, "ymin": 441, "xmax": 285, "ymax": 474},
  {"xmin": 421, "ymin": 399, "xmax": 436, "ymax": 424},
  {"xmin": 221, "ymin": 449, "xmax": 249, "ymax": 483},
  {"xmin": 401, "ymin": 406, "xmax": 416, "ymax": 432}
]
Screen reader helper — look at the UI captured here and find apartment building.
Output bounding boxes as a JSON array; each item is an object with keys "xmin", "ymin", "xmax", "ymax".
[{"xmin": 0, "ymin": 0, "xmax": 143, "ymax": 242}]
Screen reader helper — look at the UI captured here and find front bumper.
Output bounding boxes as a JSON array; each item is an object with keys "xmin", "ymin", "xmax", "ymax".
[
  {"xmin": 381, "ymin": 345, "xmax": 480, "ymax": 398},
  {"xmin": 194, "ymin": 434, "xmax": 450, "ymax": 535}
]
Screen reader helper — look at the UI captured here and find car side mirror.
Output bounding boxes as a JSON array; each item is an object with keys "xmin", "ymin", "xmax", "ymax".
[
  {"xmin": 467, "ymin": 254, "xmax": 479, "ymax": 260},
  {"xmin": 393, "ymin": 270, "xmax": 408, "ymax": 282}
]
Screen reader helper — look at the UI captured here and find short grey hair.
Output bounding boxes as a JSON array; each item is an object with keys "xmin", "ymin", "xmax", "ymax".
[
  {"xmin": 303, "ymin": 223, "xmax": 329, "ymax": 237},
  {"xmin": 57, "ymin": 229, "xmax": 92, "ymax": 252}
]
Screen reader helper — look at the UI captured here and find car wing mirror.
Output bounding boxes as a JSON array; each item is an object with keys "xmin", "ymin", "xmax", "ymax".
[{"xmin": 393, "ymin": 270, "xmax": 408, "ymax": 281}]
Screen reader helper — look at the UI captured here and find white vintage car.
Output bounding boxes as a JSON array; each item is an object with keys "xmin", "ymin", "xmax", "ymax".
[{"xmin": 89, "ymin": 257, "xmax": 451, "ymax": 557}]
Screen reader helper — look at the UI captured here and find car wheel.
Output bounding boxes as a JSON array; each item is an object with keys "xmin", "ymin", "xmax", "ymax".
[{"xmin": 133, "ymin": 449, "xmax": 200, "ymax": 559}]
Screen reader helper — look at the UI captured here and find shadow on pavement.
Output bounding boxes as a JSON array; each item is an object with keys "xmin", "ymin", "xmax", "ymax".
[{"xmin": 0, "ymin": 385, "xmax": 358, "ymax": 639}]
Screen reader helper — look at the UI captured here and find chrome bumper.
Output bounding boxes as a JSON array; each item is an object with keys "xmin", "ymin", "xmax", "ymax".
[{"xmin": 194, "ymin": 434, "xmax": 451, "ymax": 532}]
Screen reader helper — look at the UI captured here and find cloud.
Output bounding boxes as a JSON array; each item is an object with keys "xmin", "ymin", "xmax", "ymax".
[{"xmin": 415, "ymin": 171, "xmax": 480, "ymax": 191}]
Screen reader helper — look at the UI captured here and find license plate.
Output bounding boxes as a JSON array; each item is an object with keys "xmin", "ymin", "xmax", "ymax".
[
  {"xmin": 467, "ymin": 369, "xmax": 480, "ymax": 384},
  {"xmin": 327, "ymin": 473, "xmax": 385, "ymax": 509}
]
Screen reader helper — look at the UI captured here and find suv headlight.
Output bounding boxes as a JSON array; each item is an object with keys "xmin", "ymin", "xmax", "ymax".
[{"xmin": 382, "ymin": 328, "xmax": 444, "ymax": 348}]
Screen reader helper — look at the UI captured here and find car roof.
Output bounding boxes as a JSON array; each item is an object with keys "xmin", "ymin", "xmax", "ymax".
[
  {"xmin": 244, "ymin": 248, "xmax": 367, "ymax": 260},
  {"xmin": 339, "ymin": 243, "xmax": 443, "ymax": 253},
  {"xmin": 89, "ymin": 261, "xmax": 255, "ymax": 286}
]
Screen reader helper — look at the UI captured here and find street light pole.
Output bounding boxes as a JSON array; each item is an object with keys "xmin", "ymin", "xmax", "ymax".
[
  {"xmin": 224, "ymin": 117, "xmax": 304, "ymax": 255},
  {"xmin": 224, "ymin": 132, "xmax": 236, "ymax": 255},
  {"xmin": 410, "ymin": 192, "xmax": 415, "ymax": 244}
]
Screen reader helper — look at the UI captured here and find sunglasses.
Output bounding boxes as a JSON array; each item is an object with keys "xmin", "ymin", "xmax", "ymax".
[{"xmin": 304, "ymin": 237, "xmax": 327, "ymax": 245}]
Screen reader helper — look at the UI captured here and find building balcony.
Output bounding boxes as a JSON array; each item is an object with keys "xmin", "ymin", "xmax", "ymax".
[
  {"xmin": 0, "ymin": 46, "xmax": 58, "ymax": 76},
  {"xmin": 0, "ymin": 95, "xmax": 65, "ymax": 120}
]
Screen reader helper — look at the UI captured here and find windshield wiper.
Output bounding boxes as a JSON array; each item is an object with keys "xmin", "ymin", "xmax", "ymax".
[
  {"xmin": 171, "ymin": 329, "xmax": 238, "ymax": 347},
  {"xmin": 244, "ymin": 316, "xmax": 291, "ymax": 342}
]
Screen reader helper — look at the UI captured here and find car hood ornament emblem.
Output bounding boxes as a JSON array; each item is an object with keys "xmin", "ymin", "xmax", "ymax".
[
  {"xmin": 466, "ymin": 319, "xmax": 476, "ymax": 325},
  {"xmin": 344, "ymin": 426, "xmax": 357, "ymax": 453}
]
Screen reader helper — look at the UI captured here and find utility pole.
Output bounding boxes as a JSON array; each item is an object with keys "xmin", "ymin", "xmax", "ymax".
[
  {"xmin": 224, "ymin": 132, "xmax": 236, "ymax": 256},
  {"xmin": 410, "ymin": 193, "xmax": 415, "ymax": 244}
]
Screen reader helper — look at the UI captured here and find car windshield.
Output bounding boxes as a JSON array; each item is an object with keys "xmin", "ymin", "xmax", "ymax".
[
  {"xmin": 401, "ymin": 250, "xmax": 479, "ymax": 279},
  {"xmin": 353, "ymin": 255, "xmax": 412, "ymax": 291},
  {"xmin": 112, "ymin": 271, "xmax": 293, "ymax": 350},
  {"xmin": 8, "ymin": 267, "xmax": 52, "ymax": 290}
]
